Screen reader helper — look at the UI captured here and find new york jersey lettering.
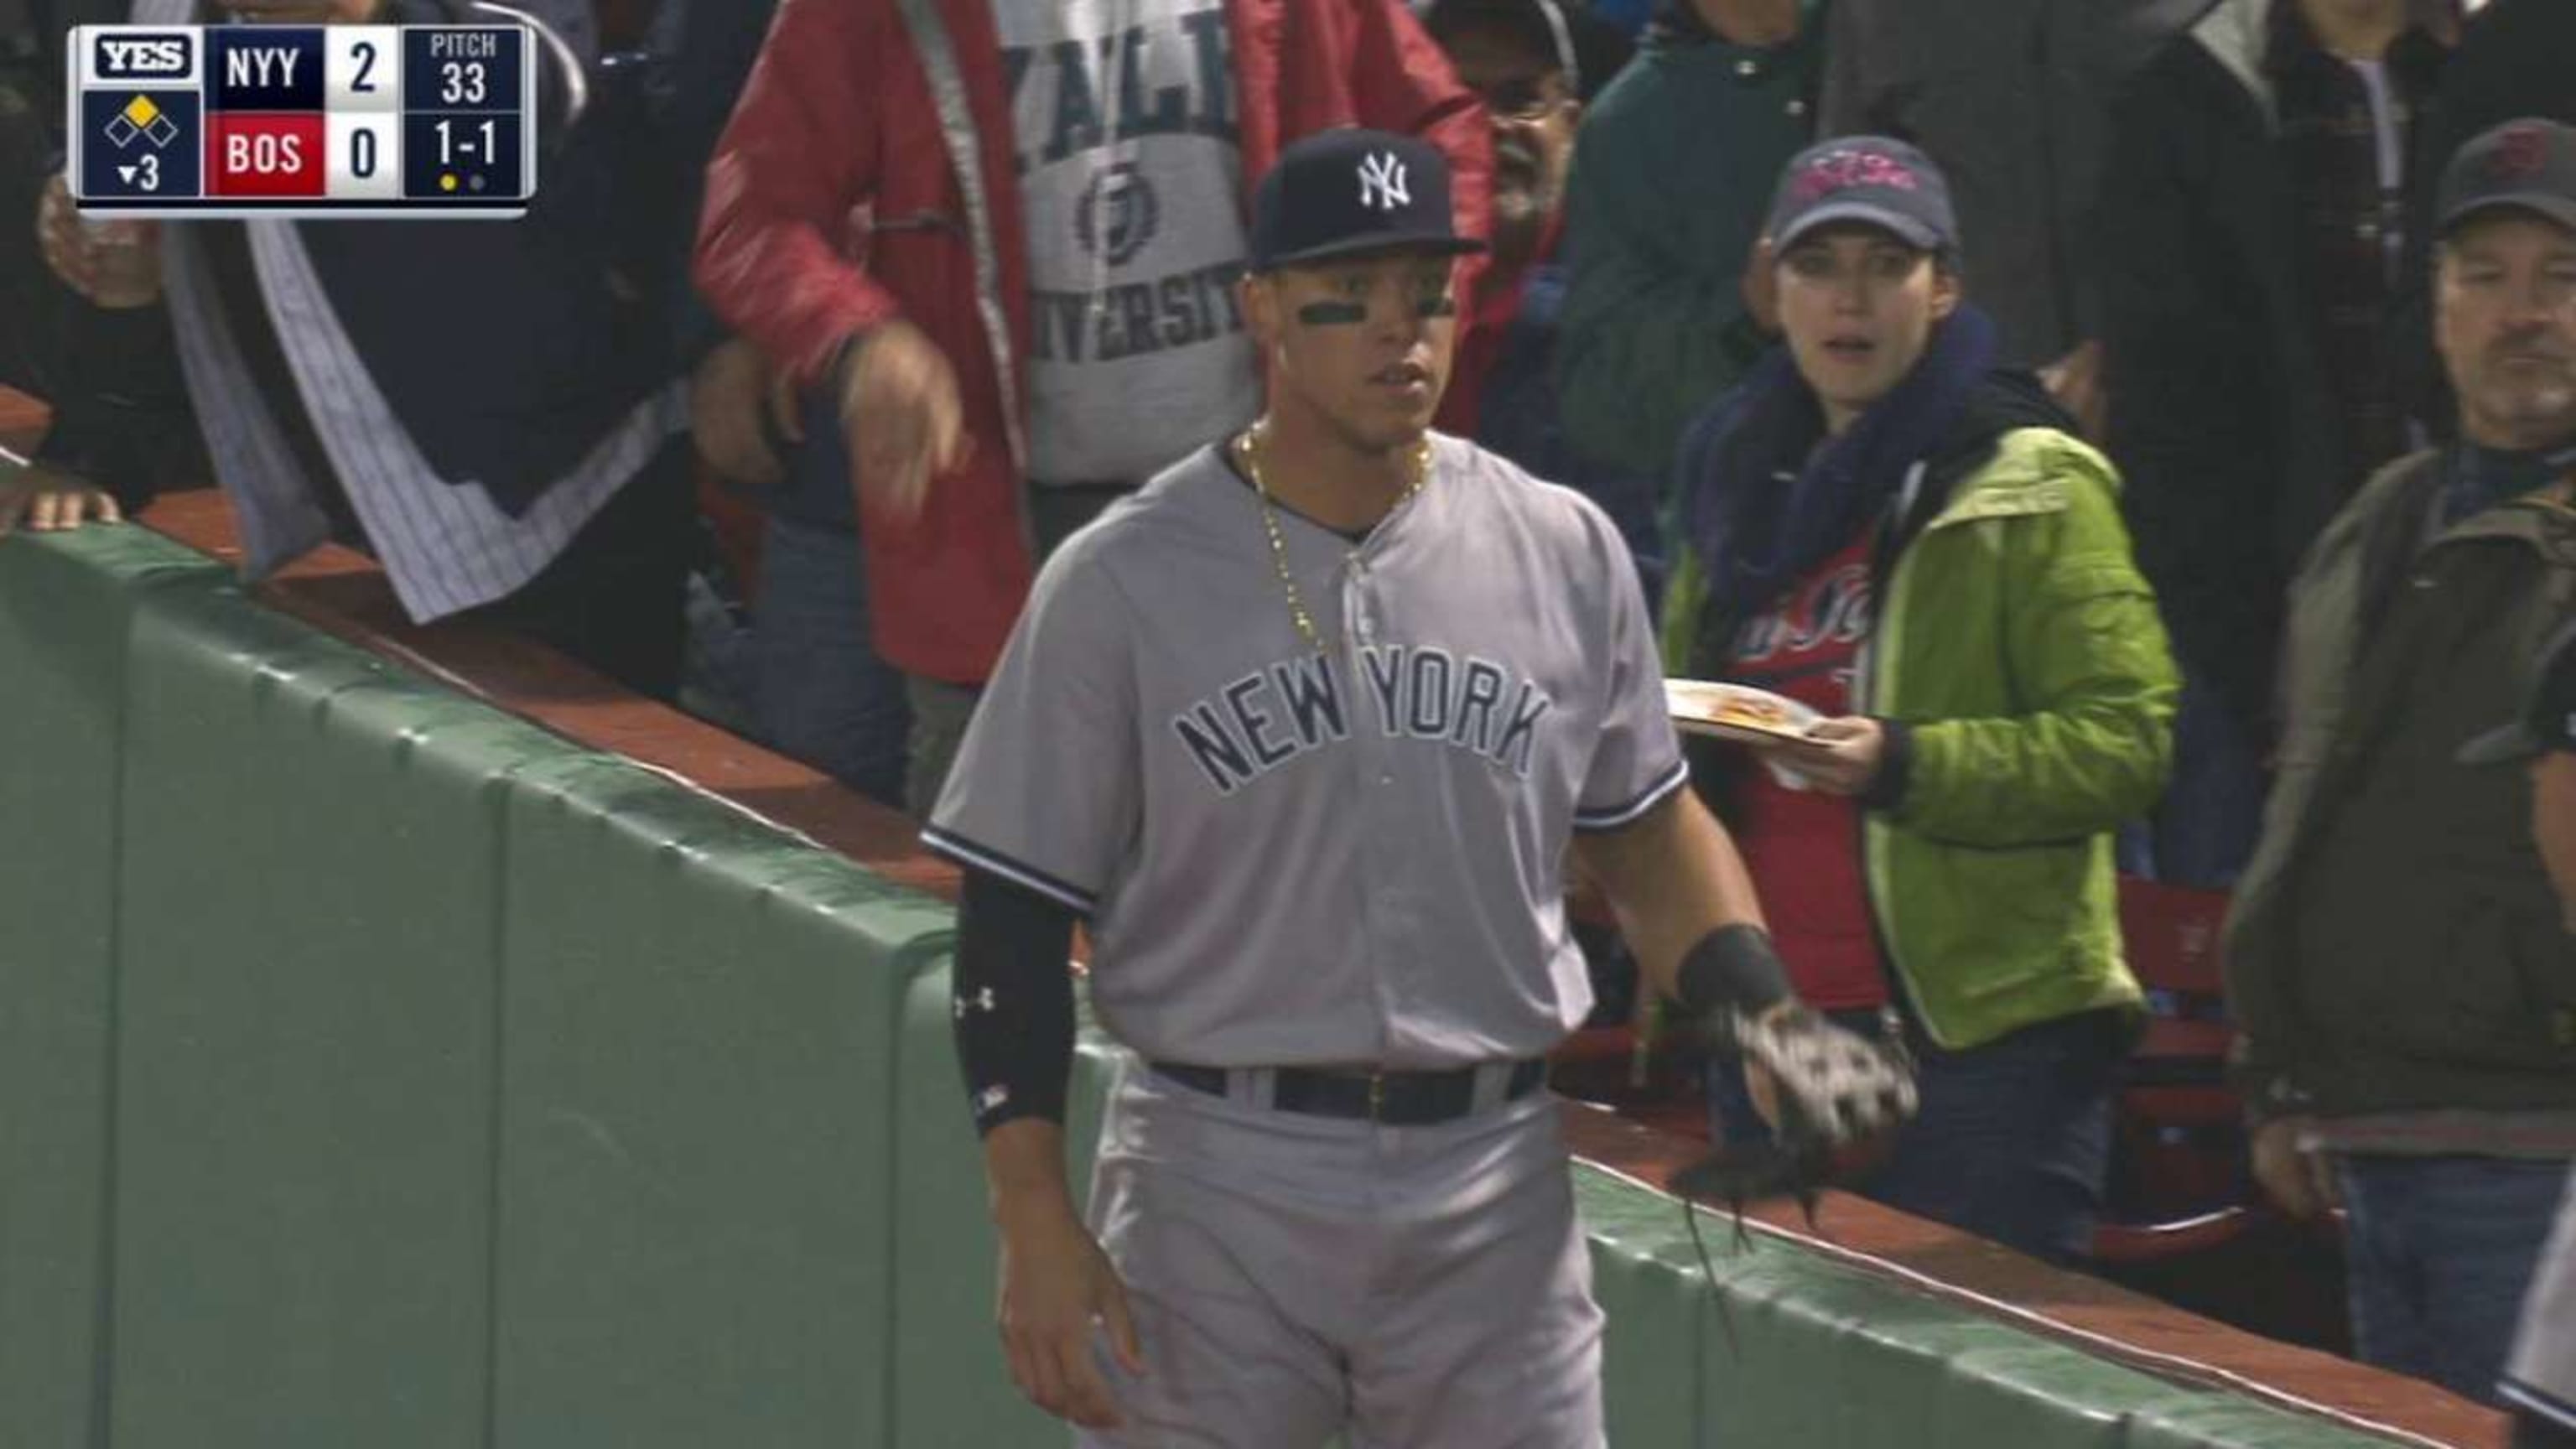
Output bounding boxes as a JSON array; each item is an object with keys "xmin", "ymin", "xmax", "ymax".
[{"xmin": 1169, "ymin": 646, "xmax": 1555, "ymax": 794}]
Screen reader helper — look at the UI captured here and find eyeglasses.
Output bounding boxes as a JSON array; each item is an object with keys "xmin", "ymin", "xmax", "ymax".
[{"xmin": 1472, "ymin": 75, "xmax": 1569, "ymax": 123}]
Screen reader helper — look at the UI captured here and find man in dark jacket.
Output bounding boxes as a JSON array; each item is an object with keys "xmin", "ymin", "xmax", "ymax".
[
  {"xmin": 3, "ymin": 0, "xmax": 193, "ymax": 528},
  {"xmin": 2097, "ymin": 0, "xmax": 2450, "ymax": 886},
  {"xmin": 1554, "ymin": 0, "xmax": 1821, "ymax": 480},
  {"xmin": 2224, "ymin": 118, "xmax": 2576, "ymax": 1406}
]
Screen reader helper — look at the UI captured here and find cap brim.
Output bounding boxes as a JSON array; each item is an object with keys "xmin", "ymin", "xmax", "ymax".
[
  {"xmin": 2441, "ymin": 193, "xmax": 2576, "ymax": 239},
  {"xmin": 1774, "ymin": 201, "xmax": 1944, "ymax": 254},
  {"xmin": 2459, "ymin": 721, "xmax": 2540, "ymax": 766},
  {"xmin": 1253, "ymin": 232, "xmax": 1489, "ymax": 271}
]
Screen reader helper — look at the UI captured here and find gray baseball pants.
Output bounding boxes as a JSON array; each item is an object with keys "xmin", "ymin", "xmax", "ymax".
[{"xmin": 1076, "ymin": 1056, "xmax": 1605, "ymax": 1448}]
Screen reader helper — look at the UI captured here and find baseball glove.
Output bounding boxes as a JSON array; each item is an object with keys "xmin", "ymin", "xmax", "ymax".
[{"xmin": 1669, "ymin": 1005, "xmax": 1919, "ymax": 1224}]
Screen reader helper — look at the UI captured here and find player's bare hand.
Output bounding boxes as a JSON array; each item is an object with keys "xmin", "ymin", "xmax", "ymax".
[
  {"xmin": 0, "ymin": 461, "xmax": 123, "ymax": 538},
  {"xmin": 1764, "ymin": 716, "xmax": 1884, "ymax": 797},
  {"xmin": 690, "ymin": 336, "xmax": 798, "ymax": 488},
  {"xmin": 2039, "ymin": 338, "xmax": 2107, "ymax": 441},
  {"xmin": 838, "ymin": 319, "xmax": 969, "ymax": 521},
  {"xmin": 995, "ymin": 1199, "xmax": 1143, "ymax": 1430},
  {"xmin": 2250, "ymin": 1116, "xmax": 2340, "ymax": 1221}
]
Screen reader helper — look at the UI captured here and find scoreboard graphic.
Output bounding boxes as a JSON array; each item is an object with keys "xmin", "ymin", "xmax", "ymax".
[{"xmin": 66, "ymin": 24, "xmax": 536, "ymax": 218}]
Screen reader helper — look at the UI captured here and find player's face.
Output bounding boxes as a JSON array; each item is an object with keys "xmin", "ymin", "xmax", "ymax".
[
  {"xmin": 2535, "ymin": 752, "xmax": 2576, "ymax": 932},
  {"xmin": 2438, "ymin": 213, "xmax": 2576, "ymax": 452},
  {"xmin": 1247, "ymin": 251, "xmax": 1460, "ymax": 455},
  {"xmin": 1776, "ymin": 224, "xmax": 1958, "ymax": 436}
]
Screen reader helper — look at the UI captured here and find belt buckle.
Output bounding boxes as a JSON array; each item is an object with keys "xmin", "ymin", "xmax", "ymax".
[{"xmin": 1366, "ymin": 1070, "xmax": 1387, "ymax": 1122}]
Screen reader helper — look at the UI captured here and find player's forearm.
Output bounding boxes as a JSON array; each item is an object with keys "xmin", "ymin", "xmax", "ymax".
[
  {"xmin": 983, "ymin": 1119, "xmax": 1082, "ymax": 1228},
  {"xmin": 1576, "ymin": 793, "xmax": 1768, "ymax": 1003}
]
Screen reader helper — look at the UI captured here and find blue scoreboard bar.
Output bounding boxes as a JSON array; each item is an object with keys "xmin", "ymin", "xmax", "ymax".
[{"xmin": 66, "ymin": 23, "xmax": 537, "ymax": 218}]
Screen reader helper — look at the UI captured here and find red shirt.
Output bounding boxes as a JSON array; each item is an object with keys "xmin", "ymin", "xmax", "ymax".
[
  {"xmin": 1727, "ymin": 533, "xmax": 1886, "ymax": 1010},
  {"xmin": 1436, "ymin": 213, "xmax": 1563, "ymax": 438}
]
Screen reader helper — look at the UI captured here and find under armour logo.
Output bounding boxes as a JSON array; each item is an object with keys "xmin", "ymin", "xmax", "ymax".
[
  {"xmin": 1358, "ymin": 152, "xmax": 1410, "ymax": 211},
  {"xmin": 953, "ymin": 987, "xmax": 996, "ymax": 1020}
]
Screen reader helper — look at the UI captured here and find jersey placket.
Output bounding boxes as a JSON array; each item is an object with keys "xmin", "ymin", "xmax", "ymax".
[{"xmin": 1340, "ymin": 504, "xmax": 1426, "ymax": 1065}]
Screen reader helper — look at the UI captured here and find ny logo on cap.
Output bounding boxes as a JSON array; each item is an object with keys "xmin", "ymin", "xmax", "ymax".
[{"xmin": 1358, "ymin": 152, "xmax": 1410, "ymax": 211}]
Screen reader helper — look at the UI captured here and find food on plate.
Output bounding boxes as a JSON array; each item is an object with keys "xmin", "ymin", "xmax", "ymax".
[{"xmin": 1664, "ymin": 679, "xmax": 1820, "ymax": 743}]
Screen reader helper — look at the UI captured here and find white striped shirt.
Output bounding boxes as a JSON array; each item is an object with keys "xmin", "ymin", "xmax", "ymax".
[{"xmin": 143, "ymin": 0, "xmax": 676, "ymax": 621}]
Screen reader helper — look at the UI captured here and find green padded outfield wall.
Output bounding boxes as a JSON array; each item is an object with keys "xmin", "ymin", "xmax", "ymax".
[{"xmin": 0, "ymin": 524, "xmax": 2428, "ymax": 1447}]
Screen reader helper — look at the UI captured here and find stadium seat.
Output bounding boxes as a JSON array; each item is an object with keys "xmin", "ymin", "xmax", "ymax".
[{"xmin": 2095, "ymin": 876, "xmax": 2251, "ymax": 1265}]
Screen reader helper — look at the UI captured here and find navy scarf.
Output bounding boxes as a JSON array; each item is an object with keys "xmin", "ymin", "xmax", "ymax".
[
  {"xmin": 2444, "ymin": 438, "xmax": 2576, "ymax": 525},
  {"xmin": 1680, "ymin": 304, "xmax": 2000, "ymax": 626}
]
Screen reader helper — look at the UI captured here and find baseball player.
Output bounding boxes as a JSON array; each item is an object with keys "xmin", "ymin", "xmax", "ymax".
[
  {"xmin": 2468, "ymin": 621, "xmax": 2576, "ymax": 1445},
  {"xmin": 924, "ymin": 129, "xmax": 1905, "ymax": 1446}
]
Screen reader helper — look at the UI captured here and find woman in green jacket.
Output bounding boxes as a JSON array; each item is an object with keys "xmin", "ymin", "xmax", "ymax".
[{"xmin": 1666, "ymin": 138, "xmax": 2178, "ymax": 1263}]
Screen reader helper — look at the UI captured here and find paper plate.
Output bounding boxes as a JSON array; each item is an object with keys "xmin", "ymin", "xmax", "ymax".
[{"xmin": 1665, "ymin": 678, "xmax": 1820, "ymax": 745}]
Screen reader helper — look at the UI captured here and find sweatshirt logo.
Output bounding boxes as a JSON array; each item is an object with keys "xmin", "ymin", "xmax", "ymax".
[{"xmin": 1171, "ymin": 647, "xmax": 1553, "ymax": 795}]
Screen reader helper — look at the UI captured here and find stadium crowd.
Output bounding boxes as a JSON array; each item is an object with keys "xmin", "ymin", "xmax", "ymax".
[{"xmin": 5, "ymin": 0, "xmax": 2576, "ymax": 1435}]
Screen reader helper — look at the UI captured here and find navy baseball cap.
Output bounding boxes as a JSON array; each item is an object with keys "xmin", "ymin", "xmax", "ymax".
[
  {"xmin": 1764, "ymin": 137, "xmax": 1959, "ymax": 256},
  {"xmin": 1420, "ymin": 0, "xmax": 1636, "ymax": 102},
  {"xmin": 2461, "ymin": 619, "xmax": 2576, "ymax": 765},
  {"xmin": 2438, "ymin": 119, "xmax": 2576, "ymax": 238},
  {"xmin": 1248, "ymin": 129, "xmax": 1486, "ymax": 272}
]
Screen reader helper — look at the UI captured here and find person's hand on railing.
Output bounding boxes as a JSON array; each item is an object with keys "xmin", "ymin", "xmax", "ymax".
[{"xmin": 0, "ymin": 450, "xmax": 124, "ymax": 538}]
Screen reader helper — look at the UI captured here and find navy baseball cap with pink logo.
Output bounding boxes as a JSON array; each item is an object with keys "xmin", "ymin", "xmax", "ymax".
[
  {"xmin": 1763, "ymin": 137, "xmax": 1959, "ymax": 256},
  {"xmin": 2438, "ymin": 118, "xmax": 2576, "ymax": 238}
]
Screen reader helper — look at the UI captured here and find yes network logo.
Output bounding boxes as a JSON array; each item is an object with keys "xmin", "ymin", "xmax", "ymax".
[{"xmin": 92, "ymin": 31, "xmax": 194, "ymax": 82}]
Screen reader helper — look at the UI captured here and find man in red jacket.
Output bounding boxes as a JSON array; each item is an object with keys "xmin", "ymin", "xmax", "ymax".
[{"xmin": 694, "ymin": 0, "xmax": 1489, "ymax": 812}]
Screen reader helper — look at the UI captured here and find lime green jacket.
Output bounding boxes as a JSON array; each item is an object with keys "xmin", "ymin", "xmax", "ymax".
[{"xmin": 1667, "ymin": 427, "xmax": 2177, "ymax": 1049}]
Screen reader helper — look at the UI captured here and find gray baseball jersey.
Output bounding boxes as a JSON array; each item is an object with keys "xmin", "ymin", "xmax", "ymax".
[
  {"xmin": 2507, "ymin": 1189, "xmax": 2576, "ymax": 1429},
  {"xmin": 925, "ymin": 434, "xmax": 1685, "ymax": 1069}
]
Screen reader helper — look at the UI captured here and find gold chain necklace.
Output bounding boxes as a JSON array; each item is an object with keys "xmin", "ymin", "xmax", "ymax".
[{"xmin": 1233, "ymin": 423, "xmax": 1433, "ymax": 655}]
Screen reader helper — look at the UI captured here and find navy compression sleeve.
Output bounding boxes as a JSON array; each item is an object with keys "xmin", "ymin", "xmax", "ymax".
[{"xmin": 953, "ymin": 864, "xmax": 1079, "ymax": 1135}]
